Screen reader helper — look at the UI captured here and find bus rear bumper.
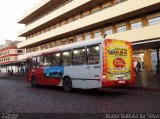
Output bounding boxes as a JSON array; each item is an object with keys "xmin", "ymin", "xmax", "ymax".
[{"xmin": 102, "ymin": 80, "xmax": 135, "ymax": 88}]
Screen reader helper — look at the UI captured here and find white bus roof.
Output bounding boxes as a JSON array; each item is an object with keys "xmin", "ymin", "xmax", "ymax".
[
  {"xmin": 29, "ymin": 37, "xmax": 105, "ymax": 57},
  {"xmin": 56, "ymin": 37, "xmax": 103, "ymax": 51}
]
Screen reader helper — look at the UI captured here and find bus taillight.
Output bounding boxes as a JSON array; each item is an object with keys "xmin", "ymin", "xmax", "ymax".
[{"xmin": 102, "ymin": 75, "xmax": 106, "ymax": 79}]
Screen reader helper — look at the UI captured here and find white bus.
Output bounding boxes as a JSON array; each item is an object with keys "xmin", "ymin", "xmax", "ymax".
[{"xmin": 26, "ymin": 38, "xmax": 135, "ymax": 92}]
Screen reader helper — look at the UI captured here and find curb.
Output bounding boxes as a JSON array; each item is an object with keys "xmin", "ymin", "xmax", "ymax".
[
  {"xmin": 125, "ymin": 86, "xmax": 160, "ymax": 92},
  {"xmin": 0, "ymin": 76, "xmax": 25, "ymax": 80}
]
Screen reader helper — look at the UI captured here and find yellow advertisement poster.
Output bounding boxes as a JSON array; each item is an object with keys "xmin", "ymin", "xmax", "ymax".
[{"xmin": 103, "ymin": 39, "xmax": 134, "ymax": 81}]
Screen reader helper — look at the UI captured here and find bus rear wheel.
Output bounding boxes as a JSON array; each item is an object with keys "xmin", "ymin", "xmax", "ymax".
[
  {"xmin": 31, "ymin": 76, "xmax": 38, "ymax": 88},
  {"xmin": 63, "ymin": 77, "xmax": 72, "ymax": 92}
]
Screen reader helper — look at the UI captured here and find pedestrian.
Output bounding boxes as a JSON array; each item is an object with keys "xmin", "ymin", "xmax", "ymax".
[
  {"xmin": 11, "ymin": 69, "xmax": 14, "ymax": 75},
  {"xmin": 137, "ymin": 61, "xmax": 141, "ymax": 71},
  {"xmin": 20, "ymin": 68, "xmax": 25, "ymax": 75},
  {"xmin": 8, "ymin": 69, "xmax": 10, "ymax": 75},
  {"xmin": 133, "ymin": 60, "xmax": 138, "ymax": 74},
  {"xmin": 156, "ymin": 61, "xmax": 160, "ymax": 80}
]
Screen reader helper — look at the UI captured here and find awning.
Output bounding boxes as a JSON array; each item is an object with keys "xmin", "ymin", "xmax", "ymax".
[{"xmin": 132, "ymin": 39, "xmax": 160, "ymax": 50}]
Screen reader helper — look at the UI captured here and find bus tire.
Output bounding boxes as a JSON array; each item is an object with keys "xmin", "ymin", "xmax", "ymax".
[
  {"xmin": 63, "ymin": 77, "xmax": 72, "ymax": 92},
  {"xmin": 31, "ymin": 76, "xmax": 38, "ymax": 88}
]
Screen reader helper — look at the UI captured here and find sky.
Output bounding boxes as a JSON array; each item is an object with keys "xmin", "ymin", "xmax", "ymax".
[{"xmin": 0, "ymin": 0, "xmax": 42, "ymax": 45}]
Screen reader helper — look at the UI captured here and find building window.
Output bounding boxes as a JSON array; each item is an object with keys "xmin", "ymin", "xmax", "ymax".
[
  {"xmin": 62, "ymin": 39, "xmax": 67, "ymax": 45},
  {"xmin": 104, "ymin": 29, "xmax": 113, "ymax": 35},
  {"xmin": 82, "ymin": 11, "xmax": 90, "ymax": 17},
  {"xmin": 148, "ymin": 16, "xmax": 160, "ymax": 25},
  {"xmin": 85, "ymin": 34, "xmax": 91, "ymax": 40},
  {"xmin": 114, "ymin": 0, "xmax": 125, "ymax": 4},
  {"xmin": 55, "ymin": 23, "xmax": 60, "ymax": 28},
  {"xmin": 91, "ymin": 7, "xmax": 100, "ymax": 14},
  {"xmin": 102, "ymin": 2, "xmax": 112, "ymax": 9},
  {"xmin": 51, "ymin": 41, "xmax": 56, "ymax": 47},
  {"xmin": 77, "ymin": 36, "xmax": 82, "ymax": 42},
  {"xmin": 117, "ymin": 25, "xmax": 126, "ymax": 33},
  {"xmin": 26, "ymin": 49, "xmax": 30, "ymax": 53},
  {"xmin": 94, "ymin": 32, "xmax": 101, "ymax": 38},
  {"xmin": 17, "ymin": 50, "xmax": 23, "ymax": 53},
  {"xmin": 61, "ymin": 20, "xmax": 67, "ymax": 25},
  {"xmin": 46, "ymin": 43, "xmax": 51, "ymax": 49},
  {"xmin": 69, "ymin": 38, "xmax": 74, "ymax": 43},
  {"xmin": 131, "ymin": 22, "xmax": 142, "ymax": 30},
  {"xmin": 50, "ymin": 25, "xmax": 55, "ymax": 30},
  {"xmin": 41, "ymin": 45, "xmax": 46, "ymax": 50},
  {"xmin": 74, "ymin": 14, "xmax": 81, "ymax": 21},
  {"xmin": 56, "ymin": 40, "xmax": 61, "ymax": 46},
  {"xmin": 68, "ymin": 18, "xmax": 74, "ymax": 23}
]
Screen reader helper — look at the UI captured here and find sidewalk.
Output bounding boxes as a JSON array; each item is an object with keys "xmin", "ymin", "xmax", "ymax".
[
  {"xmin": 126, "ymin": 71, "xmax": 160, "ymax": 92},
  {"xmin": 0, "ymin": 73, "xmax": 25, "ymax": 80},
  {"xmin": 0, "ymin": 73, "xmax": 7, "ymax": 79}
]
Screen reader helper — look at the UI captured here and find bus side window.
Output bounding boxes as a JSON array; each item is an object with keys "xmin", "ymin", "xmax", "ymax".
[
  {"xmin": 44, "ymin": 54, "xmax": 52, "ymax": 67},
  {"xmin": 72, "ymin": 48, "xmax": 86, "ymax": 65},
  {"xmin": 62, "ymin": 50, "xmax": 72, "ymax": 66},
  {"xmin": 87, "ymin": 45, "xmax": 100, "ymax": 64},
  {"xmin": 37, "ymin": 55, "xmax": 44, "ymax": 67},
  {"xmin": 32, "ymin": 57, "xmax": 37, "ymax": 68},
  {"xmin": 52, "ymin": 53, "xmax": 61, "ymax": 66}
]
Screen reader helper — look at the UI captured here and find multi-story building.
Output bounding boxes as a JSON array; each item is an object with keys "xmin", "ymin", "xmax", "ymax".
[
  {"xmin": 17, "ymin": 0, "xmax": 160, "ymax": 71},
  {"xmin": 0, "ymin": 40, "xmax": 25, "ymax": 74}
]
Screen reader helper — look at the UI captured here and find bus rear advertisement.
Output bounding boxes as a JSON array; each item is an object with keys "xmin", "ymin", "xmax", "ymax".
[
  {"xmin": 102, "ymin": 39, "xmax": 134, "ymax": 87},
  {"xmin": 25, "ymin": 38, "xmax": 135, "ymax": 92}
]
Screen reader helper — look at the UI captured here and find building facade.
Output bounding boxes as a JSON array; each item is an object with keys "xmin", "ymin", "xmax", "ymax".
[
  {"xmin": 0, "ymin": 40, "xmax": 25, "ymax": 74},
  {"xmin": 17, "ymin": 0, "xmax": 160, "ymax": 71}
]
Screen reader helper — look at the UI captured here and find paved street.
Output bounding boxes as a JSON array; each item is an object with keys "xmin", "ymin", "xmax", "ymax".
[{"xmin": 0, "ymin": 79, "xmax": 160, "ymax": 115}]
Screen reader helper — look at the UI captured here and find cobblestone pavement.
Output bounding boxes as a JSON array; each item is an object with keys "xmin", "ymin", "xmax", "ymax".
[{"xmin": 0, "ymin": 79, "xmax": 160, "ymax": 114}]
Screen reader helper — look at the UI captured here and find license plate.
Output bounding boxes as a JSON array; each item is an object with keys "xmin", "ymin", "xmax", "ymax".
[{"xmin": 118, "ymin": 81, "xmax": 125, "ymax": 84}]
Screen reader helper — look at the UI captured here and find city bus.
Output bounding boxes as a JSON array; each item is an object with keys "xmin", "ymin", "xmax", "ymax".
[{"xmin": 25, "ymin": 38, "xmax": 135, "ymax": 92}]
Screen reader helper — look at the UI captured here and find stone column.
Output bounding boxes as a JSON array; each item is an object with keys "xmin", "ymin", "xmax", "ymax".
[{"xmin": 144, "ymin": 49, "xmax": 152, "ymax": 71}]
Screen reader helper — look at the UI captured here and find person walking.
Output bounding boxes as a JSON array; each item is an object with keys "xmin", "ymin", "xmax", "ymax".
[
  {"xmin": 156, "ymin": 61, "xmax": 160, "ymax": 80},
  {"xmin": 133, "ymin": 60, "xmax": 138, "ymax": 74},
  {"xmin": 137, "ymin": 61, "xmax": 141, "ymax": 72}
]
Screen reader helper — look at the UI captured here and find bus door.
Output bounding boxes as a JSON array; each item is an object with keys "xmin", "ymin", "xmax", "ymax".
[{"xmin": 71, "ymin": 45, "xmax": 101, "ymax": 81}]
